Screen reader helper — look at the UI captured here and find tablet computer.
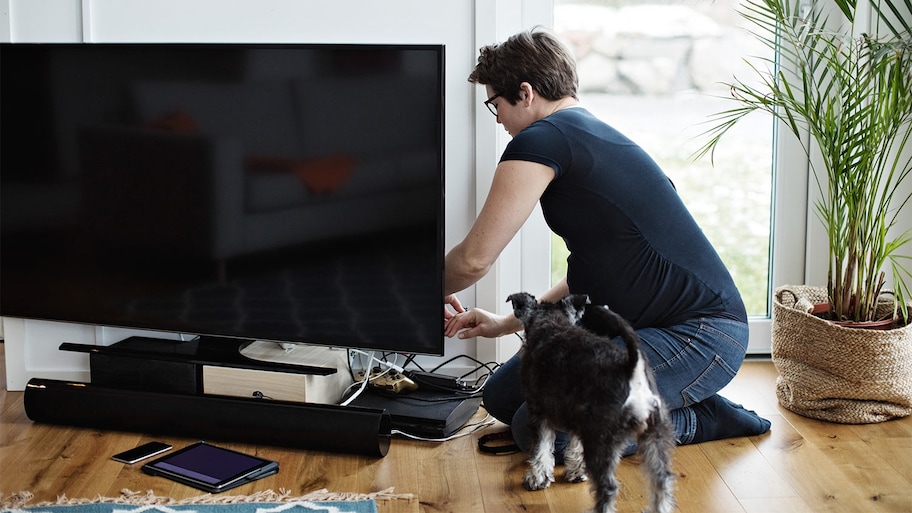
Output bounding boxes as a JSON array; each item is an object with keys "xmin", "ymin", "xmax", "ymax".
[{"xmin": 142, "ymin": 441, "xmax": 278, "ymax": 493}]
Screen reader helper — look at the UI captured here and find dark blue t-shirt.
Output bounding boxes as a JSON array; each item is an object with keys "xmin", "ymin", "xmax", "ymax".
[{"xmin": 500, "ymin": 107, "xmax": 747, "ymax": 328}]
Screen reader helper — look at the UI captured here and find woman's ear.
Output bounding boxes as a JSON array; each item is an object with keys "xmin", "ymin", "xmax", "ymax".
[{"xmin": 518, "ymin": 82, "xmax": 534, "ymax": 106}]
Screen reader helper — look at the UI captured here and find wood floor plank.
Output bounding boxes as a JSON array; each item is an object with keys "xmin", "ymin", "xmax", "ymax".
[
  {"xmin": 667, "ymin": 444, "xmax": 746, "ymax": 513},
  {"xmin": 0, "ymin": 389, "xmax": 37, "ymax": 450},
  {"xmin": 51, "ymin": 429, "xmax": 132, "ymax": 500},
  {"xmin": 755, "ymin": 415, "xmax": 911, "ymax": 513},
  {"xmin": 818, "ymin": 440, "xmax": 912, "ymax": 512},
  {"xmin": 542, "ymin": 478, "xmax": 595, "ymax": 512},
  {"xmin": 739, "ymin": 497, "xmax": 817, "ymax": 513},
  {"xmin": 852, "ymin": 429, "xmax": 912, "ymax": 483},
  {"xmin": 608, "ymin": 457, "xmax": 670, "ymax": 513},
  {"xmin": 6, "ymin": 423, "xmax": 88, "ymax": 500},
  {"xmin": 365, "ymin": 439, "xmax": 418, "ymax": 495},
  {"xmin": 699, "ymin": 434, "xmax": 804, "ymax": 503},
  {"xmin": 415, "ymin": 433, "xmax": 484, "ymax": 513},
  {"xmin": 296, "ymin": 445, "xmax": 360, "ymax": 491},
  {"xmin": 782, "ymin": 409, "xmax": 871, "ymax": 445},
  {"xmin": 473, "ymin": 427, "xmax": 546, "ymax": 513},
  {"xmin": 720, "ymin": 360, "xmax": 783, "ymax": 417}
]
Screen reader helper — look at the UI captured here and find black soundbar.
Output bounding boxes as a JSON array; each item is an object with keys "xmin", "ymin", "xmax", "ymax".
[{"xmin": 24, "ymin": 378, "xmax": 391, "ymax": 457}]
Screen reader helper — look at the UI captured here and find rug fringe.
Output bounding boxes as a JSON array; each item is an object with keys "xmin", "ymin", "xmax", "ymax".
[
  {"xmin": 1, "ymin": 488, "xmax": 413, "ymax": 509},
  {"xmin": 0, "ymin": 491, "xmax": 34, "ymax": 510}
]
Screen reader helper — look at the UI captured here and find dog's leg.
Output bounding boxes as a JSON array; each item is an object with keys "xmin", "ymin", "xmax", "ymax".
[
  {"xmin": 582, "ymin": 435, "xmax": 625, "ymax": 513},
  {"xmin": 563, "ymin": 434, "xmax": 588, "ymax": 483},
  {"xmin": 523, "ymin": 421, "xmax": 556, "ymax": 491},
  {"xmin": 637, "ymin": 408, "xmax": 677, "ymax": 513}
]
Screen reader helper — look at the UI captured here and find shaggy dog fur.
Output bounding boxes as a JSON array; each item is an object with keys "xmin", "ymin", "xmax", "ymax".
[{"xmin": 508, "ymin": 292, "xmax": 676, "ymax": 513}]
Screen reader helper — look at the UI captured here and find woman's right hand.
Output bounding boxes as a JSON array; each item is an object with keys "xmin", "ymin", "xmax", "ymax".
[{"xmin": 444, "ymin": 307, "xmax": 518, "ymax": 340}]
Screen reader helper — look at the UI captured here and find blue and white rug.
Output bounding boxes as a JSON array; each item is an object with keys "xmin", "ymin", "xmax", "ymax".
[
  {"xmin": 1, "ymin": 489, "xmax": 413, "ymax": 513},
  {"xmin": 5, "ymin": 503, "xmax": 373, "ymax": 513}
]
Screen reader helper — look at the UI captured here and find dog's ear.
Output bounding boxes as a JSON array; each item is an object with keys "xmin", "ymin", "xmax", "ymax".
[
  {"xmin": 506, "ymin": 292, "xmax": 537, "ymax": 325},
  {"xmin": 569, "ymin": 294, "xmax": 590, "ymax": 310},
  {"xmin": 560, "ymin": 294, "xmax": 590, "ymax": 324}
]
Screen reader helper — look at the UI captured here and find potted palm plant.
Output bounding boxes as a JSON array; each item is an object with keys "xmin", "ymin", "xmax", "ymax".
[{"xmin": 697, "ymin": 0, "xmax": 912, "ymax": 423}]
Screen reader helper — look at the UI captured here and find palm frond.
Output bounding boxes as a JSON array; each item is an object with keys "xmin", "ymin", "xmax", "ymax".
[{"xmin": 695, "ymin": 0, "xmax": 912, "ymax": 324}]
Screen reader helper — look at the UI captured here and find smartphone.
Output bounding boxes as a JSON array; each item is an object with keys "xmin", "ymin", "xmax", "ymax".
[{"xmin": 112, "ymin": 441, "xmax": 173, "ymax": 464}]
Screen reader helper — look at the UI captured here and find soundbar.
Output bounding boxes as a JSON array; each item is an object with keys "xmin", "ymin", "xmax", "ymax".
[{"xmin": 24, "ymin": 378, "xmax": 391, "ymax": 457}]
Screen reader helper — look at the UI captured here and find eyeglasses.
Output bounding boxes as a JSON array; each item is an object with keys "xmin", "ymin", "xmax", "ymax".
[{"xmin": 483, "ymin": 93, "xmax": 501, "ymax": 116}]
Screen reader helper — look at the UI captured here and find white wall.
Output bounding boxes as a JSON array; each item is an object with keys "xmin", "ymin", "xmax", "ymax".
[{"xmin": 2, "ymin": 0, "xmax": 554, "ymax": 390}]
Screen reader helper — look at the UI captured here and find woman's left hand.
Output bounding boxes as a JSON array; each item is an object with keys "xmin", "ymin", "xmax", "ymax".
[
  {"xmin": 444, "ymin": 307, "xmax": 519, "ymax": 340},
  {"xmin": 444, "ymin": 294, "xmax": 466, "ymax": 321}
]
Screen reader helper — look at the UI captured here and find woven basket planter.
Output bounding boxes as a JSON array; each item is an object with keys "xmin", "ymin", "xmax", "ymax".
[{"xmin": 772, "ymin": 285, "xmax": 912, "ymax": 424}]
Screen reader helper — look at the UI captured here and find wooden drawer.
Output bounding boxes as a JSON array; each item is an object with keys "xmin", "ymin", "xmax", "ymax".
[{"xmin": 202, "ymin": 366, "xmax": 349, "ymax": 404}]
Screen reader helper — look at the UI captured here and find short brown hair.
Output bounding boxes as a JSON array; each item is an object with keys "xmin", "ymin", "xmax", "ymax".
[{"xmin": 468, "ymin": 27, "xmax": 578, "ymax": 105}]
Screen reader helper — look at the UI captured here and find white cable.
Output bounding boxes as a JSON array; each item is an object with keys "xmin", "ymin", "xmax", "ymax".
[
  {"xmin": 339, "ymin": 350, "xmax": 375, "ymax": 406},
  {"xmin": 349, "ymin": 349, "xmax": 405, "ymax": 373},
  {"xmin": 339, "ymin": 351, "xmax": 406, "ymax": 406},
  {"xmin": 391, "ymin": 414, "xmax": 496, "ymax": 442},
  {"xmin": 339, "ymin": 376, "xmax": 371, "ymax": 406}
]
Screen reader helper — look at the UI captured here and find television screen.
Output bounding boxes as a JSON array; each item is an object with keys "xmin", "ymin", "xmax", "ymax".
[{"xmin": 1, "ymin": 43, "xmax": 445, "ymax": 355}]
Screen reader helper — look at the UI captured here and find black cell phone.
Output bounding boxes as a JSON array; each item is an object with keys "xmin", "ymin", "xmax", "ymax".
[
  {"xmin": 112, "ymin": 441, "xmax": 173, "ymax": 464},
  {"xmin": 141, "ymin": 441, "xmax": 279, "ymax": 493}
]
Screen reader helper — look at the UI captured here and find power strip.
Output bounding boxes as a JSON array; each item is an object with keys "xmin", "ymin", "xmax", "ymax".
[{"xmin": 405, "ymin": 370, "xmax": 471, "ymax": 392}]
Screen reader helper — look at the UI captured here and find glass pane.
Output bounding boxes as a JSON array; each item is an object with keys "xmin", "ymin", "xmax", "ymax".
[{"xmin": 553, "ymin": 0, "xmax": 774, "ymax": 316}]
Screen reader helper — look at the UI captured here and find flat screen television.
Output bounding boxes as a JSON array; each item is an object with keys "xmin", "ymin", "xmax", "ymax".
[{"xmin": 1, "ymin": 43, "xmax": 445, "ymax": 356}]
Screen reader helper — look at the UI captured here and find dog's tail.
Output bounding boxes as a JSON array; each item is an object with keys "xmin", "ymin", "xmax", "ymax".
[{"xmin": 581, "ymin": 304, "xmax": 641, "ymax": 377}]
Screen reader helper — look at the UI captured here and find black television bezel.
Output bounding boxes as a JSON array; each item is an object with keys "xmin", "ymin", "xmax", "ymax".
[{"xmin": 0, "ymin": 41, "xmax": 447, "ymax": 357}]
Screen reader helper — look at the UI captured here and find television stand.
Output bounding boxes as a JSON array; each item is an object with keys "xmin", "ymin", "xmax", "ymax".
[
  {"xmin": 23, "ymin": 336, "xmax": 391, "ymax": 457},
  {"xmin": 58, "ymin": 336, "xmax": 352, "ymax": 404}
]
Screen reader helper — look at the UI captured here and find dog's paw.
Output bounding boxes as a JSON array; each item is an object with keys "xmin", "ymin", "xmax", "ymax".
[
  {"xmin": 564, "ymin": 466, "xmax": 588, "ymax": 483},
  {"xmin": 522, "ymin": 469, "xmax": 555, "ymax": 491}
]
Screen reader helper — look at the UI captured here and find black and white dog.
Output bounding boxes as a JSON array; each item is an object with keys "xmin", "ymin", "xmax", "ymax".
[{"xmin": 508, "ymin": 292, "xmax": 676, "ymax": 513}]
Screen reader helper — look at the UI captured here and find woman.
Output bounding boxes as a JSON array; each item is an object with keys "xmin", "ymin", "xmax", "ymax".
[{"xmin": 444, "ymin": 28, "xmax": 770, "ymax": 456}]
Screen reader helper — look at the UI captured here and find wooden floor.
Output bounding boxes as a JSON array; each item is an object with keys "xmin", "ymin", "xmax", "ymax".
[{"xmin": 2, "ymin": 344, "xmax": 911, "ymax": 513}]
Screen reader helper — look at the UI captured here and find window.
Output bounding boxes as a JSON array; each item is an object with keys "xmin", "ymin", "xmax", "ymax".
[{"xmin": 553, "ymin": 0, "xmax": 775, "ymax": 317}]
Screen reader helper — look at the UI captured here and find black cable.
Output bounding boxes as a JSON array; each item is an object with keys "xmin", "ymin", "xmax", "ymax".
[{"xmin": 428, "ymin": 354, "xmax": 500, "ymax": 376}]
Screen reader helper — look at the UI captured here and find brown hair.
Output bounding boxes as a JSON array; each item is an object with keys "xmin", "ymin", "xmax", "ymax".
[{"xmin": 468, "ymin": 27, "xmax": 578, "ymax": 105}]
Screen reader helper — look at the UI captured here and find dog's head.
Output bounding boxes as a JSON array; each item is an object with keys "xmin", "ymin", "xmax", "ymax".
[{"xmin": 507, "ymin": 292, "xmax": 590, "ymax": 330}]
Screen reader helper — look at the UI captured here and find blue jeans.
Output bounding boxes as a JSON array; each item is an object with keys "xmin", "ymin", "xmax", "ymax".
[{"xmin": 483, "ymin": 315, "xmax": 749, "ymax": 453}]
